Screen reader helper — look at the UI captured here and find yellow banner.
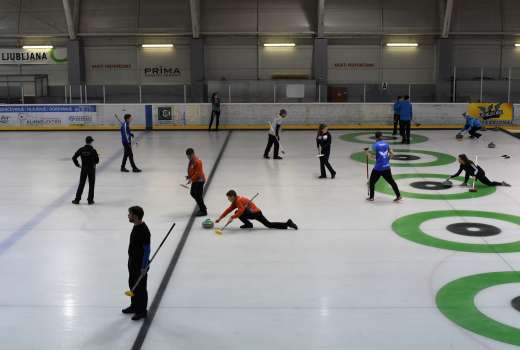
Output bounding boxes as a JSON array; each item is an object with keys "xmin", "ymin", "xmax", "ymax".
[{"xmin": 467, "ymin": 103, "xmax": 513, "ymax": 125}]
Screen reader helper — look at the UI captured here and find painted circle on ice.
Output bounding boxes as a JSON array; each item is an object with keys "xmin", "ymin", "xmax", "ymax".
[
  {"xmin": 436, "ymin": 272, "xmax": 520, "ymax": 346},
  {"xmin": 375, "ymin": 173, "xmax": 496, "ymax": 199},
  {"xmin": 392, "ymin": 154, "xmax": 421, "ymax": 161},
  {"xmin": 368, "ymin": 135, "xmax": 398, "ymax": 141},
  {"xmin": 392, "ymin": 210, "xmax": 520, "ymax": 252},
  {"xmin": 410, "ymin": 181, "xmax": 451, "ymax": 190},
  {"xmin": 340, "ymin": 131, "xmax": 429, "ymax": 145},
  {"xmin": 446, "ymin": 222, "xmax": 501, "ymax": 237},
  {"xmin": 350, "ymin": 149, "xmax": 455, "ymax": 167}
]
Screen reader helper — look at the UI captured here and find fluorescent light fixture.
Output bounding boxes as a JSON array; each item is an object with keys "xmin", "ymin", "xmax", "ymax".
[
  {"xmin": 141, "ymin": 44, "xmax": 174, "ymax": 48},
  {"xmin": 22, "ymin": 45, "xmax": 53, "ymax": 49},
  {"xmin": 263, "ymin": 43, "xmax": 296, "ymax": 47},
  {"xmin": 386, "ymin": 43, "xmax": 418, "ymax": 47},
  {"xmin": 515, "ymin": 44, "xmax": 520, "ymax": 47}
]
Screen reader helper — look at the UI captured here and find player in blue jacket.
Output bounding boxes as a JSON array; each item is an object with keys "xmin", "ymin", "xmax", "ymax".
[
  {"xmin": 120, "ymin": 114, "xmax": 141, "ymax": 173},
  {"xmin": 365, "ymin": 131, "xmax": 402, "ymax": 202},
  {"xmin": 398, "ymin": 95, "xmax": 412, "ymax": 144},
  {"xmin": 457, "ymin": 113, "xmax": 482, "ymax": 139}
]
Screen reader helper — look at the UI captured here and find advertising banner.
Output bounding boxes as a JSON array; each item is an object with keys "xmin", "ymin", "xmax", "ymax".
[
  {"xmin": 467, "ymin": 103, "xmax": 514, "ymax": 126},
  {"xmin": 0, "ymin": 104, "xmax": 146, "ymax": 130},
  {"xmin": 0, "ymin": 48, "xmax": 67, "ymax": 65}
]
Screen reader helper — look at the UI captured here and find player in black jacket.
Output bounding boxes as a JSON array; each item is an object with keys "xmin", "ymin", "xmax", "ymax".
[
  {"xmin": 72, "ymin": 136, "xmax": 99, "ymax": 205},
  {"xmin": 448, "ymin": 154, "xmax": 511, "ymax": 187},
  {"xmin": 122, "ymin": 206, "xmax": 151, "ymax": 321},
  {"xmin": 316, "ymin": 124, "xmax": 336, "ymax": 179}
]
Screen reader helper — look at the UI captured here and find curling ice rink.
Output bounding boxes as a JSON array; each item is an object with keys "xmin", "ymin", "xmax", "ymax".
[{"xmin": 1, "ymin": 129, "xmax": 520, "ymax": 350}]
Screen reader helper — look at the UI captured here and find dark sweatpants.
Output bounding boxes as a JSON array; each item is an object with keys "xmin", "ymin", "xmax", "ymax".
[
  {"xmin": 369, "ymin": 168, "xmax": 401, "ymax": 199},
  {"xmin": 469, "ymin": 126, "xmax": 482, "ymax": 138},
  {"xmin": 75, "ymin": 169, "xmax": 95, "ymax": 202},
  {"xmin": 264, "ymin": 134, "xmax": 280, "ymax": 157},
  {"xmin": 128, "ymin": 268, "xmax": 148, "ymax": 313},
  {"xmin": 399, "ymin": 120, "xmax": 411, "ymax": 143},
  {"xmin": 477, "ymin": 172, "xmax": 502, "ymax": 187},
  {"xmin": 320, "ymin": 152, "xmax": 335, "ymax": 177},
  {"xmin": 239, "ymin": 210, "xmax": 288, "ymax": 229},
  {"xmin": 190, "ymin": 181, "xmax": 207, "ymax": 212},
  {"xmin": 209, "ymin": 110, "xmax": 220, "ymax": 130},
  {"xmin": 122, "ymin": 144, "xmax": 138, "ymax": 170},
  {"xmin": 393, "ymin": 114, "xmax": 400, "ymax": 135}
]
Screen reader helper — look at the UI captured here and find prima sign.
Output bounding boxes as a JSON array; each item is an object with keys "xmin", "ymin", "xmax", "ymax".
[{"xmin": 144, "ymin": 66, "xmax": 181, "ymax": 77}]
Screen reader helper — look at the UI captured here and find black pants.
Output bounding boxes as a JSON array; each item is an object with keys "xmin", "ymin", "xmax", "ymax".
[
  {"xmin": 369, "ymin": 168, "xmax": 401, "ymax": 199},
  {"xmin": 75, "ymin": 168, "xmax": 95, "ymax": 202},
  {"xmin": 477, "ymin": 172, "xmax": 502, "ymax": 187},
  {"xmin": 190, "ymin": 181, "xmax": 207, "ymax": 212},
  {"xmin": 320, "ymin": 152, "xmax": 335, "ymax": 177},
  {"xmin": 128, "ymin": 268, "xmax": 148, "ymax": 313},
  {"xmin": 264, "ymin": 134, "xmax": 279, "ymax": 157},
  {"xmin": 393, "ymin": 114, "xmax": 400, "ymax": 135},
  {"xmin": 209, "ymin": 110, "xmax": 220, "ymax": 130},
  {"xmin": 122, "ymin": 144, "xmax": 138, "ymax": 170},
  {"xmin": 239, "ymin": 210, "xmax": 288, "ymax": 229},
  {"xmin": 469, "ymin": 126, "xmax": 482, "ymax": 138},
  {"xmin": 400, "ymin": 120, "xmax": 411, "ymax": 143}
]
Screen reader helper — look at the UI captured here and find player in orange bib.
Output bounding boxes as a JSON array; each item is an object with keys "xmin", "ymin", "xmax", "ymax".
[{"xmin": 216, "ymin": 190, "xmax": 298, "ymax": 230}]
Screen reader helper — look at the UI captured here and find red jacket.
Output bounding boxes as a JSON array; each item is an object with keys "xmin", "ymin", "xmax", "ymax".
[
  {"xmin": 218, "ymin": 196, "xmax": 260, "ymax": 220},
  {"xmin": 188, "ymin": 156, "xmax": 206, "ymax": 183}
]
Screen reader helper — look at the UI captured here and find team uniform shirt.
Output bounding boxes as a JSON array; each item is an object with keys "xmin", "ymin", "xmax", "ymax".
[
  {"xmin": 72, "ymin": 145, "xmax": 99, "ymax": 170},
  {"xmin": 316, "ymin": 131, "xmax": 332, "ymax": 154},
  {"xmin": 218, "ymin": 196, "xmax": 260, "ymax": 221},
  {"xmin": 372, "ymin": 140, "xmax": 392, "ymax": 171},
  {"xmin": 120, "ymin": 121, "xmax": 133, "ymax": 145},
  {"xmin": 187, "ymin": 156, "xmax": 206, "ymax": 183},
  {"xmin": 462, "ymin": 115, "xmax": 482, "ymax": 131},
  {"xmin": 398, "ymin": 100, "xmax": 413, "ymax": 121},
  {"xmin": 268, "ymin": 115, "xmax": 283, "ymax": 137},
  {"xmin": 128, "ymin": 222, "xmax": 151, "ymax": 271}
]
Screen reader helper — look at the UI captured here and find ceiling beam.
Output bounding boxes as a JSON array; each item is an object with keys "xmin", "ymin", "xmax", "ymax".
[
  {"xmin": 317, "ymin": 0, "xmax": 325, "ymax": 38},
  {"xmin": 190, "ymin": 0, "xmax": 200, "ymax": 39},
  {"xmin": 61, "ymin": 0, "xmax": 76, "ymax": 39},
  {"xmin": 441, "ymin": 0, "xmax": 454, "ymax": 38},
  {"xmin": 72, "ymin": 0, "xmax": 80, "ymax": 34}
]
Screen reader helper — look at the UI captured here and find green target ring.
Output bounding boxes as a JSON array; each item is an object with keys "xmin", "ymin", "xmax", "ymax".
[
  {"xmin": 437, "ymin": 272, "xmax": 520, "ymax": 346},
  {"xmin": 340, "ymin": 131, "xmax": 429, "ymax": 145},
  {"xmin": 351, "ymin": 149, "xmax": 456, "ymax": 167},
  {"xmin": 392, "ymin": 210, "xmax": 520, "ymax": 252},
  {"xmin": 375, "ymin": 173, "xmax": 496, "ymax": 200}
]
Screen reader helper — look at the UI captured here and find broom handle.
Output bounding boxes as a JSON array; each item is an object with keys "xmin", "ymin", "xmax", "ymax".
[
  {"xmin": 130, "ymin": 222, "xmax": 176, "ymax": 292},
  {"xmin": 472, "ymin": 156, "xmax": 478, "ymax": 189}
]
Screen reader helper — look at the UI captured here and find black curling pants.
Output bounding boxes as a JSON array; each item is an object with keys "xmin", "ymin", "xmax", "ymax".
[
  {"xmin": 122, "ymin": 144, "xmax": 138, "ymax": 170},
  {"xmin": 264, "ymin": 134, "xmax": 280, "ymax": 157},
  {"xmin": 75, "ymin": 168, "xmax": 95, "ymax": 202},
  {"xmin": 320, "ymin": 152, "xmax": 335, "ymax": 177},
  {"xmin": 238, "ymin": 210, "xmax": 288, "ymax": 229},
  {"xmin": 128, "ymin": 268, "xmax": 148, "ymax": 313},
  {"xmin": 190, "ymin": 181, "xmax": 207, "ymax": 212},
  {"xmin": 209, "ymin": 111, "xmax": 220, "ymax": 130},
  {"xmin": 369, "ymin": 168, "xmax": 401, "ymax": 199}
]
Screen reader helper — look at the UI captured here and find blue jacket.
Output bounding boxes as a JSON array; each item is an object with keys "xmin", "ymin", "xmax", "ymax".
[
  {"xmin": 393, "ymin": 101, "xmax": 400, "ymax": 115},
  {"xmin": 120, "ymin": 121, "xmax": 132, "ymax": 145},
  {"xmin": 462, "ymin": 115, "xmax": 481, "ymax": 131},
  {"xmin": 398, "ymin": 100, "xmax": 413, "ymax": 121}
]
